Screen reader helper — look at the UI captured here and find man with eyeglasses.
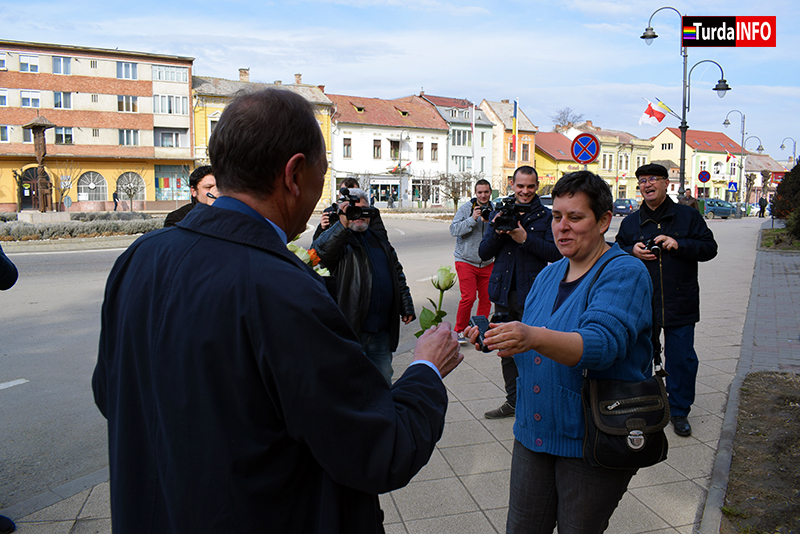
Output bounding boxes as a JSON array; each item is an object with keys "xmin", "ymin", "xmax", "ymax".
[{"xmin": 616, "ymin": 163, "xmax": 717, "ymax": 437}]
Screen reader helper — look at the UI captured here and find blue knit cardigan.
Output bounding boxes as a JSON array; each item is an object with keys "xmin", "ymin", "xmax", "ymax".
[{"xmin": 513, "ymin": 244, "xmax": 654, "ymax": 458}]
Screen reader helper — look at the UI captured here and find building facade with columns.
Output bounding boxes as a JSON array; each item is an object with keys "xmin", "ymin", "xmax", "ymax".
[{"xmin": 0, "ymin": 39, "xmax": 194, "ymax": 212}]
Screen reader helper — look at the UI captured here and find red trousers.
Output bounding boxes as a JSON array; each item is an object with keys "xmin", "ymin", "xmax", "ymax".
[{"xmin": 454, "ymin": 261, "xmax": 493, "ymax": 332}]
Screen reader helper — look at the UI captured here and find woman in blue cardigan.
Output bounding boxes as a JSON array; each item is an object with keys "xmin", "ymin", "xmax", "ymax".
[{"xmin": 466, "ymin": 171, "xmax": 653, "ymax": 533}]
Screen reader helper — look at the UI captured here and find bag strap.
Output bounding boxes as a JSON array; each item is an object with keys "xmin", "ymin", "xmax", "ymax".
[{"xmin": 581, "ymin": 251, "xmax": 664, "ymax": 377}]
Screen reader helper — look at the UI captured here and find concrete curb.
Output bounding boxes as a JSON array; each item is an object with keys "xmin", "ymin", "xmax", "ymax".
[{"xmin": 0, "ymin": 468, "xmax": 109, "ymax": 519}]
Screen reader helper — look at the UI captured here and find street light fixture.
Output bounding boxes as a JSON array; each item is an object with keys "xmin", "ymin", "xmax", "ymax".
[
  {"xmin": 642, "ymin": 7, "xmax": 731, "ymax": 200},
  {"xmin": 780, "ymin": 137, "xmax": 797, "ymax": 167},
  {"xmin": 723, "ymin": 110, "xmax": 746, "ymax": 217},
  {"xmin": 740, "ymin": 135, "xmax": 765, "ymax": 208}
]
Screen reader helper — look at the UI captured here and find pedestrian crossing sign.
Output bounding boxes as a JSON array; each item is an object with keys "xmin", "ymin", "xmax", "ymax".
[{"xmin": 727, "ymin": 182, "xmax": 738, "ymax": 192}]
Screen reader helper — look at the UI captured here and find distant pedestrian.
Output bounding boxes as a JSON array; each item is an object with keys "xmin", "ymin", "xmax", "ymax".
[
  {"xmin": 679, "ymin": 190, "xmax": 699, "ymax": 211},
  {"xmin": 759, "ymin": 196, "xmax": 768, "ymax": 217},
  {"xmin": 112, "ymin": 190, "xmax": 119, "ymax": 211}
]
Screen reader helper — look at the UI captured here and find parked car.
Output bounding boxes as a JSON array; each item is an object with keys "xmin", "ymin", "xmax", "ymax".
[
  {"xmin": 703, "ymin": 199, "xmax": 735, "ymax": 219},
  {"xmin": 539, "ymin": 194, "xmax": 552, "ymax": 207},
  {"xmin": 613, "ymin": 198, "xmax": 638, "ymax": 216}
]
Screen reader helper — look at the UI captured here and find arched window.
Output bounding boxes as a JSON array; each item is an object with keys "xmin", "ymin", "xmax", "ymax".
[
  {"xmin": 116, "ymin": 172, "xmax": 146, "ymax": 201},
  {"xmin": 77, "ymin": 171, "xmax": 108, "ymax": 201}
]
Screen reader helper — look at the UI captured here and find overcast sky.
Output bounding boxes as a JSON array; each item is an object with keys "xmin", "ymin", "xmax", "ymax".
[{"xmin": 3, "ymin": 0, "xmax": 798, "ymax": 167}]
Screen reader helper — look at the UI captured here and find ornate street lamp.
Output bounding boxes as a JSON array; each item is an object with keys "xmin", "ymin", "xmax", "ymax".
[
  {"xmin": 723, "ymin": 110, "xmax": 746, "ymax": 217},
  {"xmin": 780, "ymin": 137, "xmax": 797, "ymax": 167}
]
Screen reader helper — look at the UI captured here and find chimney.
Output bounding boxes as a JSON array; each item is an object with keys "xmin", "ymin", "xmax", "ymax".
[
  {"xmin": 586, "ymin": 120, "xmax": 593, "ymax": 128},
  {"xmin": 239, "ymin": 68, "xmax": 250, "ymax": 83},
  {"xmin": 318, "ymin": 85, "xmax": 325, "ymax": 93},
  {"xmin": 295, "ymin": 73, "xmax": 302, "ymax": 84},
  {"xmin": 501, "ymin": 99, "xmax": 509, "ymax": 104},
  {"xmin": 274, "ymin": 80, "xmax": 282, "ymax": 85}
]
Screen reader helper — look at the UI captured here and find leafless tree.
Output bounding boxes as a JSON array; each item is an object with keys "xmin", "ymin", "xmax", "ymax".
[
  {"xmin": 437, "ymin": 172, "xmax": 478, "ymax": 215},
  {"xmin": 10, "ymin": 169, "xmax": 24, "ymax": 212},
  {"xmin": 551, "ymin": 107, "xmax": 584, "ymax": 131},
  {"xmin": 114, "ymin": 165, "xmax": 148, "ymax": 212},
  {"xmin": 49, "ymin": 160, "xmax": 83, "ymax": 211}
]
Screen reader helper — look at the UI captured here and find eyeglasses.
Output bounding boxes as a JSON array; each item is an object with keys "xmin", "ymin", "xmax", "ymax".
[{"xmin": 637, "ymin": 176, "xmax": 665, "ymax": 185}]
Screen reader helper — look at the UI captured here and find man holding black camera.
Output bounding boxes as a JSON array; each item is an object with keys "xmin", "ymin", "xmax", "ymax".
[
  {"xmin": 616, "ymin": 163, "xmax": 717, "ymax": 437},
  {"xmin": 478, "ymin": 166, "xmax": 561, "ymax": 419},
  {"xmin": 313, "ymin": 188, "xmax": 415, "ymax": 384},
  {"xmin": 313, "ymin": 178, "xmax": 387, "ymax": 240},
  {"xmin": 450, "ymin": 179, "xmax": 494, "ymax": 342}
]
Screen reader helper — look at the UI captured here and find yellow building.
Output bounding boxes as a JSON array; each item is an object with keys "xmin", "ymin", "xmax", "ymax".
[
  {"xmin": 534, "ymin": 132, "xmax": 599, "ymax": 193},
  {"xmin": 192, "ymin": 70, "xmax": 334, "ymax": 209}
]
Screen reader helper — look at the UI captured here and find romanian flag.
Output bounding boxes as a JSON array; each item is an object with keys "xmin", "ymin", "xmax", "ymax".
[
  {"xmin": 683, "ymin": 26, "xmax": 697, "ymax": 40},
  {"xmin": 512, "ymin": 100, "xmax": 518, "ymax": 153}
]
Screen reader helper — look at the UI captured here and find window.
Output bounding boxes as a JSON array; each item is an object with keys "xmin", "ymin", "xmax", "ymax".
[
  {"xmin": 152, "ymin": 65, "xmax": 189, "ymax": 83},
  {"xmin": 55, "ymin": 127, "xmax": 73, "ymax": 144},
  {"xmin": 52, "ymin": 56, "xmax": 71, "ymax": 75},
  {"xmin": 209, "ymin": 120, "xmax": 218, "ymax": 134},
  {"xmin": 700, "ymin": 160, "xmax": 707, "ymax": 172},
  {"xmin": 618, "ymin": 186, "xmax": 626, "ymax": 199},
  {"xmin": 119, "ymin": 129, "xmax": 139, "ymax": 146},
  {"xmin": 431, "ymin": 143, "xmax": 438, "ymax": 161},
  {"xmin": 116, "ymin": 172, "xmax": 146, "ymax": 200},
  {"xmin": 618, "ymin": 153, "xmax": 629, "ymax": 171},
  {"xmin": 343, "ymin": 138, "xmax": 351, "ymax": 158},
  {"xmin": 602, "ymin": 153, "xmax": 613, "ymax": 171},
  {"xmin": 90, "ymin": 60, "xmax": 98, "ymax": 69},
  {"xmin": 508, "ymin": 142, "xmax": 514, "ymax": 162},
  {"xmin": 481, "ymin": 156, "xmax": 485, "ymax": 173},
  {"xmin": 20, "ymin": 55, "xmax": 39, "ymax": 72},
  {"xmin": 0, "ymin": 125, "xmax": 8, "ymax": 142},
  {"xmin": 77, "ymin": 172, "xmax": 108, "ymax": 201},
  {"xmin": 636, "ymin": 155, "xmax": 647, "ymax": 168},
  {"xmin": 116, "ymin": 61, "xmax": 137, "ymax": 80},
  {"xmin": 522, "ymin": 143, "xmax": 529, "ymax": 161},
  {"xmin": 0, "ymin": 89, "xmax": 6, "ymax": 106},
  {"xmin": 92, "ymin": 128, "xmax": 99, "ymax": 137},
  {"xmin": 0, "ymin": 52, "xmax": 6, "ymax": 69},
  {"xmin": 449, "ymin": 109, "xmax": 458, "ymax": 118},
  {"xmin": 54, "ymin": 91, "xmax": 72, "ymax": 109},
  {"xmin": 21, "ymin": 90, "xmax": 40, "ymax": 108},
  {"xmin": 159, "ymin": 131, "xmax": 180, "ymax": 148},
  {"xmin": 481, "ymin": 132, "xmax": 485, "ymax": 148},
  {"xmin": 91, "ymin": 93, "xmax": 99, "ymax": 103},
  {"xmin": 373, "ymin": 139, "xmax": 381, "ymax": 159},
  {"xmin": 118, "ymin": 95, "xmax": 138, "ymax": 112},
  {"xmin": 390, "ymin": 140, "xmax": 399, "ymax": 160},
  {"xmin": 452, "ymin": 155, "xmax": 472, "ymax": 172},
  {"xmin": 23, "ymin": 129, "xmax": 32, "ymax": 143},
  {"xmin": 661, "ymin": 142, "xmax": 673, "ymax": 150},
  {"xmin": 730, "ymin": 161, "xmax": 737, "ymax": 175},
  {"xmin": 452, "ymin": 130, "xmax": 471, "ymax": 147},
  {"xmin": 155, "ymin": 165, "xmax": 190, "ymax": 201},
  {"xmin": 713, "ymin": 161, "xmax": 723, "ymax": 175},
  {"xmin": 416, "ymin": 142, "xmax": 424, "ymax": 160},
  {"xmin": 153, "ymin": 94, "xmax": 189, "ymax": 115}
]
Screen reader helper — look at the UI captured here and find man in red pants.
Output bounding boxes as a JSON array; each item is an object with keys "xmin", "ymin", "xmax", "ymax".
[{"xmin": 450, "ymin": 179, "xmax": 494, "ymax": 342}]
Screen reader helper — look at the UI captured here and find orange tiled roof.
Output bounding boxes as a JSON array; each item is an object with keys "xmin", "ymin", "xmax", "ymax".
[
  {"xmin": 535, "ymin": 132, "xmax": 575, "ymax": 161},
  {"xmin": 328, "ymin": 94, "xmax": 448, "ymax": 131}
]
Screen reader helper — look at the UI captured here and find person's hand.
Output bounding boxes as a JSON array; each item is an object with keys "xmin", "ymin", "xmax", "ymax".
[
  {"xmin": 654, "ymin": 235, "xmax": 678, "ymax": 251},
  {"xmin": 414, "ymin": 322, "xmax": 463, "ymax": 378},
  {"xmin": 320, "ymin": 212, "xmax": 332, "ymax": 230},
  {"xmin": 483, "ymin": 321, "xmax": 536, "ymax": 358},
  {"xmin": 338, "ymin": 201, "xmax": 351, "ymax": 228},
  {"xmin": 631, "ymin": 242, "xmax": 657, "ymax": 261},
  {"xmin": 508, "ymin": 221, "xmax": 527, "ymax": 244},
  {"xmin": 471, "ymin": 205, "xmax": 482, "ymax": 220},
  {"xmin": 401, "ymin": 315, "xmax": 414, "ymax": 325}
]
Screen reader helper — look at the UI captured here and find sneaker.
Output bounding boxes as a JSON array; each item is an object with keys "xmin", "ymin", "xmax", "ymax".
[
  {"xmin": 457, "ymin": 333, "xmax": 468, "ymax": 344},
  {"xmin": 484, "ymin": 402, "xmax": 515, "ymax": 419},
  {"xmin": 671, "ymin": 416, "xmax": 692, "ymax": 437}
]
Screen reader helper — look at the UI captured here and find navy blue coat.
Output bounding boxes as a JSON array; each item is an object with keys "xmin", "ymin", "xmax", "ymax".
[
  {"xmin": 0, "ymin": 243, "xmax": 18, "ymax": 290},
  {"xmin": 615, "ymin": 197, "xmax": 717, "ymax": 326},
  {"xmin": 92, "ymin": 202, "xmax": 447, "ymax": 534},
  {"xmin": 478, "ymin": 196, "xmax": 561, "ymax": 308}
]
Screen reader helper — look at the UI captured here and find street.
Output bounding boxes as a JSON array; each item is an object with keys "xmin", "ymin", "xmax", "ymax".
[{"xmin": 0, "ymin": 212, "xmax": 759, "ymax": 512}]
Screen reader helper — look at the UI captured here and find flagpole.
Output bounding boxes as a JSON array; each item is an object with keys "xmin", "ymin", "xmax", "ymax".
[{"xmin": 514, "ymin": 99, "xmax": 519, "ymax": 176}]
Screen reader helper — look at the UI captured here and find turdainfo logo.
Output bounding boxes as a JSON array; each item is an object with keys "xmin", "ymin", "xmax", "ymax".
[{"xmin": 681, "ymin": 16, "xmax": 776, "ymax": 47}]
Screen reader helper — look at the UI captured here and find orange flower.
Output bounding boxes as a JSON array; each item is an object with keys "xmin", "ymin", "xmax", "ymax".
[{"xmin": 308, "ymin": 248, "xmax": 320, "ymax": 267}]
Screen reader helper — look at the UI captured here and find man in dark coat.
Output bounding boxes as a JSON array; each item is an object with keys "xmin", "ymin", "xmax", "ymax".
[
  {"xmin": 163, "ymin": 165, "xmax": 217, "ymax": 227},
  {"xmin": 92, "ymin": 88, "xmax": 463, "ymax": 534},
  {"xmin": 312, "ymin": 188, "xmax": 415, "ymax": 384},
  {"xmin": 616, "ymin": 163, "xmax": 717, "ymax": 437},
  {"xmin": 478, "ymin": 166, "xmax": 561, "ymax": 419}
]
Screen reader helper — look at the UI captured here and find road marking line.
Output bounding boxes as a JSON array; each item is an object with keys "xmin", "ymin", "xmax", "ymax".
[
  {"xmin": 417, "ymin": 276, "xmax": 434, "ymax": 282},
  {"xmin": 392, "ymin": 228, "xmax": 406, "ymax": 235},
  {"xmin": 7, "ymin": 248, "xmax": 128, "ymax": 256},
  {"xmin": 0, "ymin": 378, "xmax": 30, "ymax": 390}
]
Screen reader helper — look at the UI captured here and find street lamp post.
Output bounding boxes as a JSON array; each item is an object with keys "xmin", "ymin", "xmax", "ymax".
[
  {"xmin": 723, "ymin": 110, "xmax": 746, "ymax": 218},
  {"xmin": 742, "ymin": 135, "xmax": 765, "ymax": 208},
  {"xmin": 780, "ymin": 137, "xmax": 797, "ymax": 167},
  {"xmin": 642, "ymin": 7, "xmax": 731, "ymax": 200}
]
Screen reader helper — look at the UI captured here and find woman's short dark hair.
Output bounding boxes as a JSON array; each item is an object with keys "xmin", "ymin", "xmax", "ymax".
[
  {"xmin": 552, "ymin": 171, "xmax": 613, "ymax": 221},
  {"xmin": 208, "ymin": 88, "xmax": 324, "ymax": 198}
]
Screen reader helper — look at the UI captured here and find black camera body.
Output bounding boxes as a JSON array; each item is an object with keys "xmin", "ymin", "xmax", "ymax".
[
  {"xmin": 338, "ymin": 187, "xmax": 379, "ymax": 220},
  {"xmin": 471, "ymin": 198, "xmax": 493, "ymax": 221},
  {"xmin": 643, "ymin": 237, "xmax": 662, "ymax": 256},
  {"xmin": 490, "ymin": 196, "xmax": 532, "ymax": 232}
]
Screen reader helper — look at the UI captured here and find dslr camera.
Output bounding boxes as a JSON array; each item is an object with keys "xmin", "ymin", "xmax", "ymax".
[
  {"xmin": 490, "ymin": 196, "xmax": 532, "ymax": 232},
  {"xmin": 471, "ymin": 198, "xmax": 493, "ymax": 221},
  {"xmin": 643, "ymin": 237, "xmax": 662, "ymax": 256},
  {"xmin": 338, "ymin": 187, "xmax": 379, "ymax": 220}
]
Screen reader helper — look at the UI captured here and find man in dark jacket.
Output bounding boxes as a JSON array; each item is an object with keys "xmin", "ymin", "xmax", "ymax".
[
  {"xmin": 478, "ymin": 166, "xmax": 561, "ymax": 418},
  {"xmin": 616, "ymin": 163, "xmax": 718, "ymax": 437},
  {"xmin": 163, "ymin": 165, "xmax": 217, "ymax": 227},
  {"xmin": 92, "ymin": 88, "xmax": 462, "ymax": 534},
  {"xmin": 312, "ymin": 188, "xmax": 415, "ymax": 384}
]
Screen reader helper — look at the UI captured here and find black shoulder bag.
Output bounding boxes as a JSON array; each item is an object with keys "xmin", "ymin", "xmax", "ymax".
[{"xmin": 580, "ymin": 254, "xmax": 670, "ymax": 469}]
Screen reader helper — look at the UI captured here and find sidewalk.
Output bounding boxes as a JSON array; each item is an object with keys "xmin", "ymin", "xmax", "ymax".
[{"xmin": 4, "ymin": 217, "xmax": 798, "ymax": 533}]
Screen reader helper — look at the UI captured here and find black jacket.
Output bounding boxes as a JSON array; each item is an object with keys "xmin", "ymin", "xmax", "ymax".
[
  {"xmin": 163, "ymin": 202, "xmax": 194, "ymax": 227},
  {"xmin": 616, "ymin": 197, "xmax": 717, "ymax": 326},
  {"xmin": 312, "ymin": 222, "xmax": 414, "ymax": 351},
  {"xmin": 92, "ymin": 202, "xmax": 446, "ymax": 533},
  {"xmin": 0, "ymin": 243, "xmax": 18, "ymax": 290},
  {"xmin": 478, "ymin": 196, "xmax": 561, "ymax": 308}
]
